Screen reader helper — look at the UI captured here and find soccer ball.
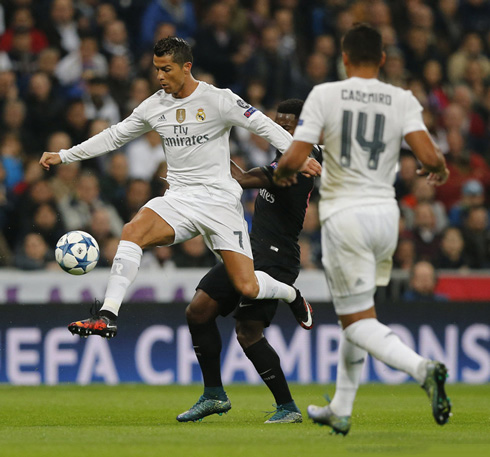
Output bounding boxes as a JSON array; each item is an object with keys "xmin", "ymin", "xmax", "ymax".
[{"xmin": 55, "ymin": 230, "xmax": 100, "ymax": 275}]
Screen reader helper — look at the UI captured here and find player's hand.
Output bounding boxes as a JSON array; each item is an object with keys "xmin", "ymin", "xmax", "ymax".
[
  {"xmin": 274, "ymin": 174, "xmax": 298, "ymax": 187},
  {"xmin": 417, "ymin": 166, "xmax": 450, "ymax": 186},
  {"xmin": 299, "ymin": 157, "xmax": 322, "ymax": 178},
  {"xmin": 39, "ymin": 152, "xmax": 62, "ymax": 171}
]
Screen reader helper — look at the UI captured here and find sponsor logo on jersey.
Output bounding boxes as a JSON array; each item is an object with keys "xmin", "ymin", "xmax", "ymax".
[
  {"xmin": 196, "ymin": 108, "xmax": 206, "ymax": 122},
  {"xmin": 157, "ymin": 114, "xmax": 166, "ymax": 122},
  {"xmin": 236, "ymin": 98, "xmax": 250, "ymax": 109},
  {"xmin": 244, "ymin": 107, "xmax": 257, "ymax": 118},
  {"xmin": 176, "ymin": 109, "xmax": 186, "ymax": 123},
  {"xmin": 259, "ymin": 188, "xmax": 275, "ymax": 203}
]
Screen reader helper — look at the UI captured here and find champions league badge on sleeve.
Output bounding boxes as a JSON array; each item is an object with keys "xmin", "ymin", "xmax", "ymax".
[
  {"xmin": 244, "ymin": 107, "xmax": 257, "ymax": 118},
  {"xmin": 236, "ymin": 98, "xmax": 251, "ymax": 109}
]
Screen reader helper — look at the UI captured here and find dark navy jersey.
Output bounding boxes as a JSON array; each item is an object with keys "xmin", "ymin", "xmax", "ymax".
[{"xmin": 250, "ymin": 145, "xmax": 322, "ymax": 276}]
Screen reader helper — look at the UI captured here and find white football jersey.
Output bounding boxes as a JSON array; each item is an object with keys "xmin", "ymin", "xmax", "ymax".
[
  {"xmin": 59, "ymin": 81, "xmax": 292, "ymax": 200},
  {"xmin": 293, "ymin": 77, "xmax": 426, "ymax": 221}
]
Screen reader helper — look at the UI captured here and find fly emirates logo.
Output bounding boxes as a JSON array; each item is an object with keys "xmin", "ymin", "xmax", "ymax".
[{"xmin": 163, "ymin": 125, "xmax": 209, "ymax": 147}]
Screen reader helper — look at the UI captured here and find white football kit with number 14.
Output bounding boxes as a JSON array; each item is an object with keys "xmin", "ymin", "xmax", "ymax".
[
  {"xmin": 293, "ymin": 77, "xmax": 427, "ymax": 312},
  {"xmin": 59, "ymin": 81, "xmax": 292, "ymax": 258}
]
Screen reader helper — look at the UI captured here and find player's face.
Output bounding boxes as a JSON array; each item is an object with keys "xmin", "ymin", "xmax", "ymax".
[
  {"xmin": 275, "ymin": 112, "xmax": 298, "ymax": 135},
  {"xmin": 153, "ymin": 54, "xmax": 191, "ymax": 97}
]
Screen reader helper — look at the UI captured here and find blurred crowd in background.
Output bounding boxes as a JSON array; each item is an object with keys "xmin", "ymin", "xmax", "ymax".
[{"xmin": 0, "ymin": 0, "xmax": 490, "ymax": 299}]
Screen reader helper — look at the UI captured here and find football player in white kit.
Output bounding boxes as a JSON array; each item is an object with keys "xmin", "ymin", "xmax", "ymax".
[
  {"xmin": 274, "ymin": 24, "xmax": 451, "ymax": 434},
  {"xmin": 39, "ymin": 37, "xmax": 317, "ymax": 339}
]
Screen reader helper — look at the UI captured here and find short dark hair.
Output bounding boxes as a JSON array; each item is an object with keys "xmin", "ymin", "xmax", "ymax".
[
  {"xmin": 277, "ymin": 99, "xmax": 304, "ymax": 118},
  {"xmin": 153, "ymin": 37, "xmax": 193, "ymax": 65},
  {"xmin": 342, "ymin": 23, "xmax": 383, "ymax": 66}
]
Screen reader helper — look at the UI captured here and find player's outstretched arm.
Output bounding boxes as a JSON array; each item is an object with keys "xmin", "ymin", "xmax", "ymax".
[
  {"xmin": 405, "ymin": 130, "xmax": 449, "ymax": 186},
  {"xmin": 39, "ymin": 152, "xmax": 62, "ymax": 171},
  {"xmin": 231, "ymin": 160, "xmax": 271, "ymax": 189},
  {"xmin": 274, "ymin": 141, "xmax": 313, "ymax": 186}
]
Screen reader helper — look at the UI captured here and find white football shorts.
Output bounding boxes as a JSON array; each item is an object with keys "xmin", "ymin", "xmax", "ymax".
[
  {"xmin": 321, "ymin": 202, "xmax": 399, "ymax": 312},
  {"xmin": 144, "ymin": 187, "xmax": 253, "ymax": 259}
]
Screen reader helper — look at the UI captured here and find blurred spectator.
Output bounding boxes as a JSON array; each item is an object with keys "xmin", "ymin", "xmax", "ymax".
[
  {"xmin": 0, "ymin": 6, "xmax": 48, "ymax": 54},
  {"xmin": 0, "ymin": 133, "xmax": 24, "ymax": 190},
  {"xmin": 107, "ymin": 55, "xmax": 132, "ymax": 115},
  {"xmin": 381, "ymin": 47, "xmax": 409, "ymax": 88},
  {"xmin": 140, "ymin": 0, "xmax": 197, "ymax": 48},
  {"xmin": 448, "ymin": 179, "xmax": 486, "ymax": 227},
  {"xmin": 0, "ymin": 70, "xmax": 18, "ymax": 112},
  {"xmin": 28, "ymin": 201, "xmax": 66, "ymax": 247},
  {"xmin": 24, "ymin": 71, "xmax": 64, "ymax": 151},
  {"xmin": 422, "ymin": 59, "xmax": 450, "ymax": 116},
  {"xmin": 193, "ymin": 1, "xmax": 247, "ymax": 89},
  {"xmin": 93, "ymin": 2, "xmax": 118, "ymax": 43},
  {"xmin": 436, "ymin": 128, "xmax": 490, "ymax": 210},
  {"xmin": 50, "ymin": 161, "xmax": 80, "ymax": 204},
  {"xmin": 124, "ymin": 77, "xmax": 151, "ymax": 117},
  {"xmin": 173, "ymin": 236, "xmax": 217, "ymax": 268},
  {"xmin": 54, "ymin": 35, "xmax": 108, "ymax": 89},
  {"xmin": 401, "ymin": 176, "xmax": 448, "ymax": 233},
  {"xmin": 433, "ymin": 0, "xmax": 462, "ymax": 55},
  {"xmin": 116, "ymin": 178, "xmax": 151, "ymax": 223},
  {"xmin": 86, "ymin": 207, "xmax": 121, "ymax": 249},
  {"xmin": 100, "ymin": 152, "xmax": 129, "ymax": 209},
  {"xmin": 459, "ymin": 0, "xmax": 490, "ymax": 36},
  {"xmin": 462, "ymin": 206, "xmax": 490, "ymax": 268},
  {"xmin": 41, "ymin": 0, "xmax": 81, "ymax": 56},
  {"xmin": 394, "ymin": 153, "xmax": 419, "ymax": 201},
  {"xmin": 1, "ymin": 99, "xmax": 36, "ymax": 154},
  {"xmin": 100, "ymin": 19, "xmax": 133, "ymax": 65},
  {"xmin": 83, "ymin": 76, "xmax": 120, "ymax": 125},
  {"xmin": 7, "ymin": 25, "xmax": 38, "ymax": 82},
  {"xmin": 14, "ymin": 232, "xmax": 56, "ymax": 270},
  {"xmin": 402, "ymin": 260, "xmax": 448, "ymax": 301},
  {"xmin": 447, "ymin": 32, "xmax": 490, "ymax": 85},
  {"xmin": 97, "ymin": 235, "xmax": 119, "ymax": 267},
  {"xmin": 61, "ymin": 98, "xmax": 89, "ymax": 146},
  {"xmin": 141, "ymin": 244, "xmax": 175, "ymax": 269},
  {"xmin": 58, "ymin": 172, "xmax": 123, "ymax": 234},
  {"xmin": 299, "ymin": 235, "xmax": 320, "ymax": 270},
  {"xmin": 126, "ymin": 130, "xmax": 165, "ymax": 181},
  {"xmin": 393, "ymin": 237, "xmax": 416, "ymax": 272},
  {"xmin": 402, "ymin": 26, "xmax": 442, "ymax": 79},
  {"xmin": 244, "ymin": 24, "xmax": 293, "ymax": 108},
  {"xmin": 412, "ymin": 202, "xmax": 441, "ymax": 261},
  {"xmin": 435, "ymin": 226, "xmax": 469, "ymax": 270},
  {"xmin": 293, "ymin": 52, "xmax": 331, "ymax": 100}
]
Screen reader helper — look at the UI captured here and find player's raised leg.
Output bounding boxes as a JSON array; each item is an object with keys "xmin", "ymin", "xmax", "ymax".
[
  {"xmin": 68, "ymin": 208, "xmax": 175, "ymax": 338},
  {"xmin": 220, "ymin": 250, "xmax": 314, "ymax": 329}
]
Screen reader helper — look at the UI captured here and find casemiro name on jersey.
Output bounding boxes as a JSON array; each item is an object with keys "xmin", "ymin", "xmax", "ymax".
[{"xmin": 341, "ymin": 89, "xmax": 392, "ymax": 106}]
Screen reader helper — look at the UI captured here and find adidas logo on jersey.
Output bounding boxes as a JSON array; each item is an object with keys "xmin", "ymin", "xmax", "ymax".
[{"xmin": 157, "ymin": 114, "xmax": 166, "ymax": 121}]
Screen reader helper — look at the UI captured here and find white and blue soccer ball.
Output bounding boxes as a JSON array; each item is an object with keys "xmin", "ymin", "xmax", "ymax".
[{"xmin": 55, "ymin": 230, "xmax": 100, "ymax": 275}]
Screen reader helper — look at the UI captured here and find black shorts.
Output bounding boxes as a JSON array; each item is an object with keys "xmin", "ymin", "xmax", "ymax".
[{"xmin": 196, "ymin": 261, "xmax": 298, "ymax": 328}]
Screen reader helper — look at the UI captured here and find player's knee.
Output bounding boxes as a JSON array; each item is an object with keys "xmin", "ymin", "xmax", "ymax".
[
  {"xmin": 185, "ymin": 304, "xmax": 211, "ymax": 325},
  {"xmin": 121, "ymin": 221, "xmax": 142, "ymax": 245},
  {"xmin": 235, "ymin": 281, "xmax": 259, "ymax": 300},
  {"xmin": 236, "ymin": 321, "xmax": 263, "ymax": 349}
]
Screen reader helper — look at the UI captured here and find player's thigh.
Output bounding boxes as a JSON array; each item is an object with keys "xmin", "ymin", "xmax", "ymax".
[
  {"xmin": 220, "ymin": 250, "xmax": 257, "ymax": 296},
  {"xmin": 322, "ymin": 204, "xmax": 398, "ymax": 298},
  {"xmin": 123, "ymin": 207, "xmax": 176, "ymax": 248},
  {"xmin": 142, "ymin": 194, "xmax": 200, "ymax": 246},
  {"xmin": 196, "ymin": 262, "xmax": 241, "ymax": 317},
  {"xmin": 191, "ymin": 192, "xmax": 253, "ymax": 259}
]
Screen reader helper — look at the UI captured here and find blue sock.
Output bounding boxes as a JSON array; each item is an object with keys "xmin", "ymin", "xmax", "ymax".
[{"xmin": 204, "ymin": 386, "xmax": 227, "ymax": 400}]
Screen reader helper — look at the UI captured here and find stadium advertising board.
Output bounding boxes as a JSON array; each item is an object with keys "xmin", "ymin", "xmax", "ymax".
[{"xmin": 0, "ymin": 301, "xmax": 488, "ymax": 385}]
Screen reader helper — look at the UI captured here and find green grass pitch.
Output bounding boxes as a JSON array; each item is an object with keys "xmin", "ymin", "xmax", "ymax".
[{"xmin": 1, "ymin": 384, "xmax": 489, "ymax": 457}]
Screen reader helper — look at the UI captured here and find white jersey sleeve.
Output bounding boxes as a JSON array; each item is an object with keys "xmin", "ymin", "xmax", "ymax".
[
  {"xmin": 292, "ymin": 85, "xmax": 325, "ymax": 145},
  {"xmin": 402, "ymin": 92, "xmax": 427, "ymax": 136},
  {"xmin": 219, "ymin": 90, "xmax": 292, "ymax": 152},
  {"xmin": 59, "ymin": 100, "xmax": 152, "ymax": 163}
]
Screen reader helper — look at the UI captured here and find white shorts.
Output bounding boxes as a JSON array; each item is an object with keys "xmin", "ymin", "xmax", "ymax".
[
  {"xmin": 144, "ymin": 187, "xmax": 252, "ymax": 259},
  {"xmin": 321, "ymin": 203, "xmax": 399, "ymax": 314}
]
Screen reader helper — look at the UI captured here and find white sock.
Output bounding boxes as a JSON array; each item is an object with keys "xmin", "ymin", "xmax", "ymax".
[
  {"xmin": 254, "ymin": 270, "xmax": 296, "ymax": 302},
  {"xmin": 101, "ymin": 240, "xmax": 142, "ymax": 316},
  {"xmin": 329, "ymin": 332, "xmax": 367, "ymax": 417},
  {"xmin": 344, "ymin": 318, "xmax": 427, "ymax": 383}
]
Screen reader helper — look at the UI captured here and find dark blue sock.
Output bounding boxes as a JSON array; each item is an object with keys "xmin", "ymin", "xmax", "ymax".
[{"xmin": 204, "ymin": 386, "xmax": 227, "ymax": 400}]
